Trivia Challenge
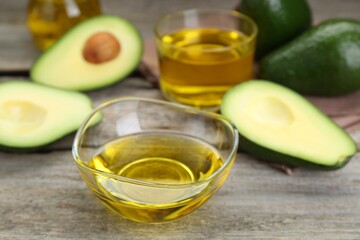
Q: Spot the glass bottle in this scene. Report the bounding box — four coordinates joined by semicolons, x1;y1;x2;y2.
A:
27;0;101;50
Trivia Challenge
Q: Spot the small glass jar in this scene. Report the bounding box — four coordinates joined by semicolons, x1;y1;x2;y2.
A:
27;0;101;50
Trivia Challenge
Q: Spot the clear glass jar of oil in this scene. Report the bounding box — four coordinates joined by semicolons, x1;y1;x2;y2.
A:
27;0;101;50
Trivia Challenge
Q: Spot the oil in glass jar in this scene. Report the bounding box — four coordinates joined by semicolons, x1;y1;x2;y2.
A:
27;0;101;50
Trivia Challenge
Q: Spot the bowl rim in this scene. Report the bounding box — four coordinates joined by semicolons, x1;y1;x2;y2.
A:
153;8;258;53
72;96;239;188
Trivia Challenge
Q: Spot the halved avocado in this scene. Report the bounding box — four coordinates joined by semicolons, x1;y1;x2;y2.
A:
221;80;357;169
0;81;95;150
31;15;143;91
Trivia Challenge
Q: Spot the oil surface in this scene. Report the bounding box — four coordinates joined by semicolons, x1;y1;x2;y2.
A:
158;28;255;109
27;0;101;50
86;132;223;223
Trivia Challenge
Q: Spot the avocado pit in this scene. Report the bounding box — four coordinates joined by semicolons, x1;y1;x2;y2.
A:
83;32;121;64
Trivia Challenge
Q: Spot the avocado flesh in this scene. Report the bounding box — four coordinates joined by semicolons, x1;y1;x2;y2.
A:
31;15;143;91
259;19;360;96
238;0;312;60
221;80;357;169
0;81;95;149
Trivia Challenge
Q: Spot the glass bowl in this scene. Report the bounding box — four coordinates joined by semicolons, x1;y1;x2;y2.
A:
72;97;238;223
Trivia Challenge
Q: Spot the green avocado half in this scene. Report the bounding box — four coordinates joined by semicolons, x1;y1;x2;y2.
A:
31;15;143;91
0;81;97;150
221;80;357;170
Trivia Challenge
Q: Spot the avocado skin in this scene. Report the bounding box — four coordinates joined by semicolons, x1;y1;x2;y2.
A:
238;0;312;60
238;133;354;170
0;135;69;153
259;19;360;96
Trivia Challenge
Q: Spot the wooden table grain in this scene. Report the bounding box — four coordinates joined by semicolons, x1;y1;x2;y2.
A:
1;1;360;239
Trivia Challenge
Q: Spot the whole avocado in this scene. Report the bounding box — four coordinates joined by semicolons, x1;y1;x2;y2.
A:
237;0;312;60
259;19;360;96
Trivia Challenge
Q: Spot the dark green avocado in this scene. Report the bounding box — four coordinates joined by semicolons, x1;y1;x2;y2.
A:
221;80;357;170
259;19;360;96
237;0;312;60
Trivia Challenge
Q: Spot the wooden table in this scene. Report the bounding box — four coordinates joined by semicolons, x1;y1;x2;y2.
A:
1;1;360;239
